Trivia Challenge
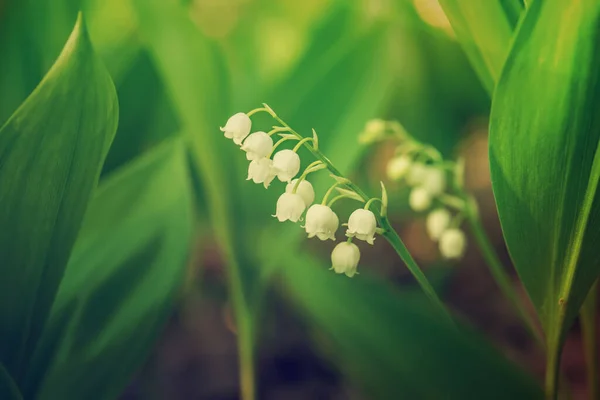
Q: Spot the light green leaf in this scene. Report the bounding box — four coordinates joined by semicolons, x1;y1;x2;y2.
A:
281;254;543;399
438;0;523;93
0;14;118;377
489;0;600;388
22;138;194;400
0;365;22;400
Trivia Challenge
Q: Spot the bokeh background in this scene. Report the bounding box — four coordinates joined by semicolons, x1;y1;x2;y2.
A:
1;0;596;399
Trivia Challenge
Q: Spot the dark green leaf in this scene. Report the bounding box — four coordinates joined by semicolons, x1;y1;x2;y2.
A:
22;138;194;400
438;0;523;93
0;14;118;377
281;254;543;399
489;0;600;378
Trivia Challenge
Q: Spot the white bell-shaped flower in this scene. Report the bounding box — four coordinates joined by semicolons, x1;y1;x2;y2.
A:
409;187;432;212
240;131;273;160
274;192;306;222
439;228;467;259
406;162;428;186
422;167;447;196
247;158;276;188
331;242;360;277
220;112;251;145
272;149;301;182
426;208;451;241
304;204;339;241
386;155;412;181
346;208;377;245
358;119;386;144
286;179;315;207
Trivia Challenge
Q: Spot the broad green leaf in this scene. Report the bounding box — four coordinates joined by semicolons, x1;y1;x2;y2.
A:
438;0;523;94
489;0;600;383
22;138;194;400
0;14;118;377
0;365;22;400
281;254;543;399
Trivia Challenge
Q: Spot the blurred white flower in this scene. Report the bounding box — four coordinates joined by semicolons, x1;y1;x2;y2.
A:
247;158;276;188
406;162;429;186
274;192;306;222
304;204;339;241
286;179;315;207
273;149;301;182
220;112;251;145
386;155;412;181
439;228;467;259
422;167;447;196
358;119;386;144
346;209;377;244
409;187;432;212
331;242;360;277
241;131;273;160
426;208;451;241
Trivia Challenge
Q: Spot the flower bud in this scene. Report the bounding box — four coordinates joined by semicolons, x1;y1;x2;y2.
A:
241;131;273;160
331;242;360;277
286;179;315;207
426;208;451;241
422;167;447;196
220;112;251;145
386;155;412;181
273;149;301;182
409;187;432;212
274;192;306;222
439;228;467;259
247;158;276;188
305;204;339;241
346;209;377;244
358;119;386;144
406;162;428;186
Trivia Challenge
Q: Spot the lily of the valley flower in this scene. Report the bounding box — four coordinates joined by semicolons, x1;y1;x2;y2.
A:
426;208;451;241
422;167;447;196
331;242;360;277
439;228;466;259
346;209;377;244
273;149;301;182
409;187;432;212
274;192;306;222
304;204;339;241
247;158;276;188
386;155;412;181
221;113;251;145
406;162;428;186
286;179;315;207
241;131;273;160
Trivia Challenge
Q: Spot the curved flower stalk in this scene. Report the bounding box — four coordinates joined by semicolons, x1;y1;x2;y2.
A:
359;119;542;342
220;104;453;325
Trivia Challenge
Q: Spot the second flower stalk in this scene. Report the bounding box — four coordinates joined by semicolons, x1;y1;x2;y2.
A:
221;108;385;277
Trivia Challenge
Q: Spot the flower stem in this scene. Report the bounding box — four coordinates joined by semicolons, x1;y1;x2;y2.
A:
464;198;543;344
379;216;455;326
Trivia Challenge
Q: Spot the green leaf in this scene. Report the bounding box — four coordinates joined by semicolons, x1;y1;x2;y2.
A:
22;138;194;400
0;365;22;400
438;0;523;94
489;0;600;388
0;14;118;377
281;254;543;399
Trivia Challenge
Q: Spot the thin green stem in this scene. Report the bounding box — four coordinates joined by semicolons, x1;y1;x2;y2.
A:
364;197;383;210
545;327;563;400
464;200;543;345
322;182;342;205
379;216;455;327
581;282;598;400
237;314;255;400
267;127;290;136
328;194;362;207
293;137;314;152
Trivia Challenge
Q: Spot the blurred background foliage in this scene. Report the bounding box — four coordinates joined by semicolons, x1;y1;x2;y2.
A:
1;0;593;399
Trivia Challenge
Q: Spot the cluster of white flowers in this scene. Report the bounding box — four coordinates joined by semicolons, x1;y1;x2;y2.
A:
222;108;388;277
359;119;468;260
